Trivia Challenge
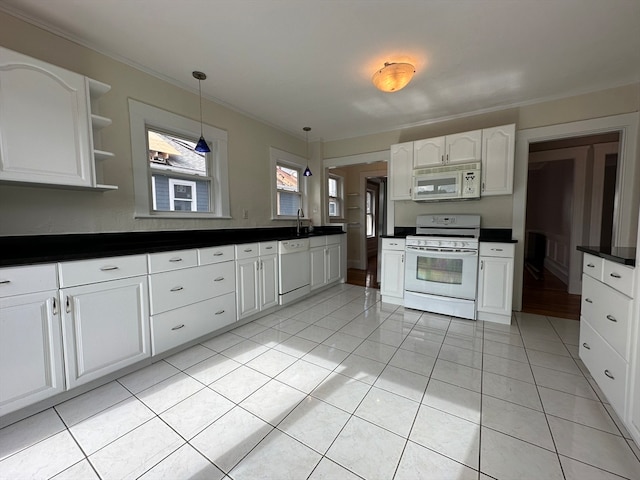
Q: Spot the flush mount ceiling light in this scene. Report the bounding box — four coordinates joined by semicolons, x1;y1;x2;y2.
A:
372;62;416;93
303;127;312;177
192;71;211;153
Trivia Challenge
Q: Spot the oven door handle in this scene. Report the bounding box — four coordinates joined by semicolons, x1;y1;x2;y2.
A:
406;246;477;256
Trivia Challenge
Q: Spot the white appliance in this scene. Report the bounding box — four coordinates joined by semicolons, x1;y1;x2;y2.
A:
278;238;310;305
404;214;480;320
412;162;481;202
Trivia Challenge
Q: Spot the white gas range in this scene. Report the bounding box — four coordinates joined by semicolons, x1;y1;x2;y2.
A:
404;214;481;320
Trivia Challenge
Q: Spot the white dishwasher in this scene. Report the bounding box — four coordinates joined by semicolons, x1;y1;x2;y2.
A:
278;238;310;305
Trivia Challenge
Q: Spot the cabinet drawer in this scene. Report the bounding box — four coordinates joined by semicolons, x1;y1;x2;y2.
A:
59;255;147;287
198;245;235;265
236;243;259;259
151;292;237;355
149;262;234;314
310;236;326;248
582;253;603;281
579;319;627;416
259;241;278;256
581;275;632;359
479;243;515;257
382;238;405;251
148;249;198;273
603;261;635;298
0;264;58;297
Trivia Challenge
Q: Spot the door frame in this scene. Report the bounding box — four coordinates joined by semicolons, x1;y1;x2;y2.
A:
512;112;639;311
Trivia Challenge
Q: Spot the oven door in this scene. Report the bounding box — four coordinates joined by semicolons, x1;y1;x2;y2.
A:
404;246;478;300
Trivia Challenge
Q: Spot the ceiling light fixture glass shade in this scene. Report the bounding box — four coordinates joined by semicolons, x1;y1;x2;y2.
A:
303;126;312;176
372;62;416;92
192;70;211;153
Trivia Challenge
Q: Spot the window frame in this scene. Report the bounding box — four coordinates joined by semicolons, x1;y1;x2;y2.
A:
129;99;230;219
270;147;308;220
366;188;376;238
327;173;344;220
168;178;197;212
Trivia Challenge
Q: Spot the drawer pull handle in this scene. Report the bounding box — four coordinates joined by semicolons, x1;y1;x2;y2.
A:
244;248;253;252
492;248;503;252
214;276;224;282
582;342;590;350
170;286;184;292
213;252;224;256
100;265;119;271
606;314;617;323
215;309;225;315
171;324;185;331
604;369;615;380
0;279;10;285
587;263;595;268
169;257;183;263
265;246;273;250
585;298;593;304
609;272;621;279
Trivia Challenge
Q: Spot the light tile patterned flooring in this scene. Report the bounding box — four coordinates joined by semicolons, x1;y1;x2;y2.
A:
1;284;640;480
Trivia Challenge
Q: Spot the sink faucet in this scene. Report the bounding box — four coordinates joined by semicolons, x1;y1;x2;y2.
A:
297;208;304;235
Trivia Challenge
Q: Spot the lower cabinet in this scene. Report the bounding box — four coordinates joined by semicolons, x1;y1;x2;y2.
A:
0;289;65;416
60;275;150;389
310;235;342;291
381;238;405;304
476;243;514;324
235;242;278;320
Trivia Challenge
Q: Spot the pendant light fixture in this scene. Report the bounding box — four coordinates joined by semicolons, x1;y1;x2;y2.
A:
192;71;211;153
303;126;312;177
372;62;416;93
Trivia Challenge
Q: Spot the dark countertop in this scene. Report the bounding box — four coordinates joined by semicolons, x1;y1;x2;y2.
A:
0;226;345;267
577;246;636;267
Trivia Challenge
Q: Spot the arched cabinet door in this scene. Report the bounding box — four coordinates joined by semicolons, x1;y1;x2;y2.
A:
0;46;93;187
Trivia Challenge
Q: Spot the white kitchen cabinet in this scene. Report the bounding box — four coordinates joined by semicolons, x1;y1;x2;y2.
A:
381;238;405;305
579;252;634;421
413;137;445;168
148;248;237;355
0;264;65;417
629;297;640;445
59;256;149;389
310;235;342;290
477;243;515;324
480;124;515;196
0;46;115;190
235;242;278;320
413;130;482;168
389;142;413;200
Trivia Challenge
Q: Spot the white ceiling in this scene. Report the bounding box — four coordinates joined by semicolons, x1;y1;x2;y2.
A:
2;0;639;142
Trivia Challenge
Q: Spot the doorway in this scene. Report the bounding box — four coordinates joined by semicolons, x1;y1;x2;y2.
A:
512;113;639;316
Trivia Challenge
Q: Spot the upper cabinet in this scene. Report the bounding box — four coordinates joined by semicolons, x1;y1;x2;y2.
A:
414;130;482;168
0;46;115;190
481;124;515;196
389;124;515;200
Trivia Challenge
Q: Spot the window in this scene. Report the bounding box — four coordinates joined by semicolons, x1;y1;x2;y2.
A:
366;189;375;237
327;174;343;218
129;99;230;218
270;147;308;218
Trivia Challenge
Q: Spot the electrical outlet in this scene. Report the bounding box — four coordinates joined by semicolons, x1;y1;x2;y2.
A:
242;209;248;219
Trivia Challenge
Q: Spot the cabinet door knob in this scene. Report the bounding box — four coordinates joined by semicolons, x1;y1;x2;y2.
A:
609;272;621;279
52;297;58;315
171;324;185;331
170;286;184;292
585;298;593;304
606;314;617;323
604;369;615;380
65;296;71;314
582;342;590;350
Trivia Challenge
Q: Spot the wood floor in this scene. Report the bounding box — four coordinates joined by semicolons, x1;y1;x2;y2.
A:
521;267;581;320
347;254;581;321
347;255;379;289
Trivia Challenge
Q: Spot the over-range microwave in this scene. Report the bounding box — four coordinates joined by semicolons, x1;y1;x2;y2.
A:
412;162;481;202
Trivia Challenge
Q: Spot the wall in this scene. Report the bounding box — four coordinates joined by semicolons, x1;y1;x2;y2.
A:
0;12;321;236
324;85;640;231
